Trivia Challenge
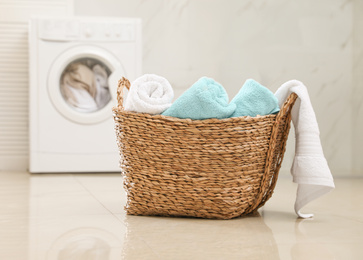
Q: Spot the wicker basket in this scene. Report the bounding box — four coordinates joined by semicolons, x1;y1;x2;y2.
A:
113;77;298;219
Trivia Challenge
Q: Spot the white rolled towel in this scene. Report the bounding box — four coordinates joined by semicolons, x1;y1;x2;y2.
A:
124;74;174;114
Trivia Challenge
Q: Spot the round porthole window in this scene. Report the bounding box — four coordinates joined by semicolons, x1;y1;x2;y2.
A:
48;46;124;124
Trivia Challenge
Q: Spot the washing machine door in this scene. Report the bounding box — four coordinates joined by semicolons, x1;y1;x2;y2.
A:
48;45;124;124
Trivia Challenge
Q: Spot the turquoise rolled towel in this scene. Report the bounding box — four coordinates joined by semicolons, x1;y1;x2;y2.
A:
230;79;280;117
162;77;236;120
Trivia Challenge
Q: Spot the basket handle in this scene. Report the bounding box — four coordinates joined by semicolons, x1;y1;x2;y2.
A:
116;77;131;109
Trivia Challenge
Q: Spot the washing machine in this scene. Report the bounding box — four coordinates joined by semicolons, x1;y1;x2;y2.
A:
29;17;142;173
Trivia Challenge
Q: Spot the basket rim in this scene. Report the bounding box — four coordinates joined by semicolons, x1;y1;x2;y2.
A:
112;107;278;125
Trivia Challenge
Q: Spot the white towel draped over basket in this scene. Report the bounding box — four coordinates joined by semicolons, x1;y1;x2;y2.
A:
275;80;335;218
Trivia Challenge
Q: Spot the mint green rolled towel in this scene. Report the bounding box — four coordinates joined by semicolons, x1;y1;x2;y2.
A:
162;77;236;120
230;79;280;117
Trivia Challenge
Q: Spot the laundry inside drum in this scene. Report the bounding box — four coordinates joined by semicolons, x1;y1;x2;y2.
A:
60;57;112;113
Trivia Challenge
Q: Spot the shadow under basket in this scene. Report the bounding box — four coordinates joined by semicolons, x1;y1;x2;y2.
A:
113;78;298;220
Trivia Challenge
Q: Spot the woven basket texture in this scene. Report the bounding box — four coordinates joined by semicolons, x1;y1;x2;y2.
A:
113;77;297;219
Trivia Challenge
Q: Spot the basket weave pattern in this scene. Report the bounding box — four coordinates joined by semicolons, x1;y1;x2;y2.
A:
113;78;297;219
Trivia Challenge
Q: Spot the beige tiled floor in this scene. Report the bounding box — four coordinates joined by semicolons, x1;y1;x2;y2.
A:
0;171;362;260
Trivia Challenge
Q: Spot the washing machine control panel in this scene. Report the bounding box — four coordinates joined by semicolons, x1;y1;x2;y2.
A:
38;19;137;42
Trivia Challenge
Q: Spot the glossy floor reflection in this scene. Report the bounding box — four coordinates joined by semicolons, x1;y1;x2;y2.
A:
0;171;362;260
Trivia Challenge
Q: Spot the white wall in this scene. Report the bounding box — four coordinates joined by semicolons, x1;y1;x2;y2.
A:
352;0;363;175
1;0;361;176
0;0;73;171
75;0;362;177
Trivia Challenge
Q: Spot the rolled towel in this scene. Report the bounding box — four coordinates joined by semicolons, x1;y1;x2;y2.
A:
162;77;236;120
230;79;280;117
275;80;335;218
124;74;174;114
